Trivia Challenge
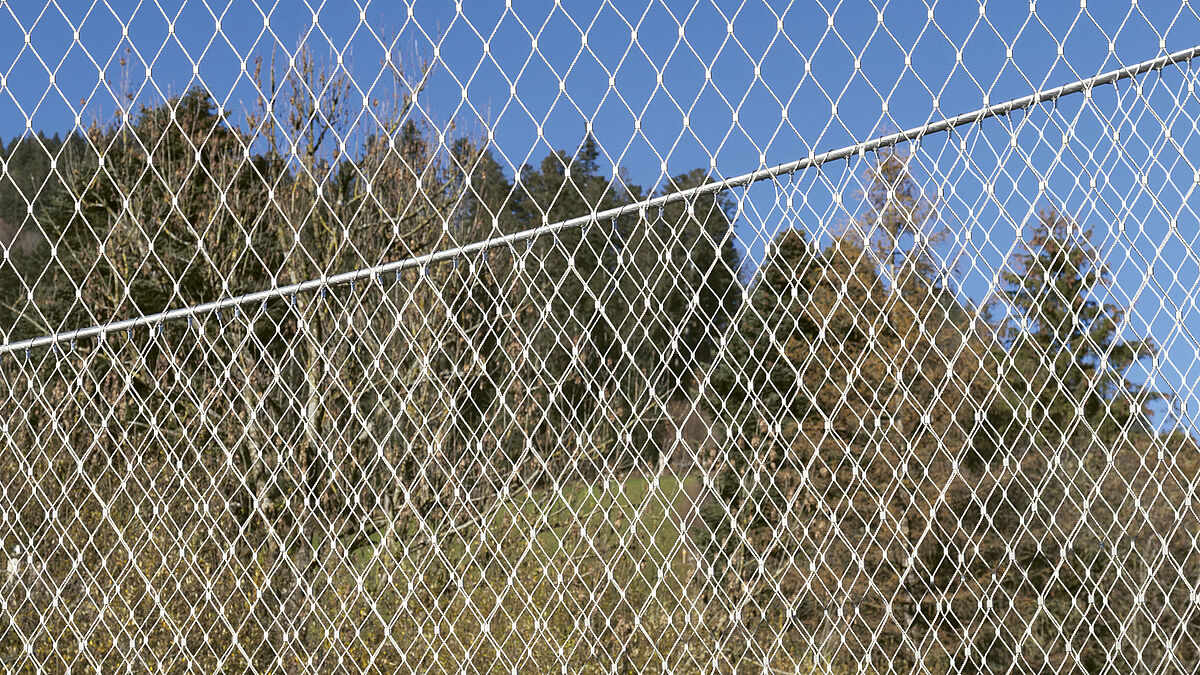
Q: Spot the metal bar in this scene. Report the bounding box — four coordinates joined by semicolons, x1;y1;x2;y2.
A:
5;43;1198;355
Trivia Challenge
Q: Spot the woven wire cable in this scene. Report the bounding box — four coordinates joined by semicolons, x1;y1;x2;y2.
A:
3;3;1200;674
5;44;1199;356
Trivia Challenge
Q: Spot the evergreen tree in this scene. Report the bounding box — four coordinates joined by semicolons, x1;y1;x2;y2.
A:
706;228;819;444
0;131;68;227
619;170;741;401
505;136;636;467
993;207;1160;444
504;138;744;469
698;227;821;593
698;153;999;670
0;132;77;340
964;208;1181;672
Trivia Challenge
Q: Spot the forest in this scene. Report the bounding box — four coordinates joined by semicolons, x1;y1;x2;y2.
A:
0;72;1198;674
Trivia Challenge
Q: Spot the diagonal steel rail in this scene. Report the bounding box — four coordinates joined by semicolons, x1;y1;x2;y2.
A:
5;43;1199;355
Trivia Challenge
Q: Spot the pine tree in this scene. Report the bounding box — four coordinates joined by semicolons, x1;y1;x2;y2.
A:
505;138;744;470
697;228;824;633
993;207;1159;445
706;228;819;439
0;132;76;339
700;174;997;670
616;169;741;401
971;207;1179;672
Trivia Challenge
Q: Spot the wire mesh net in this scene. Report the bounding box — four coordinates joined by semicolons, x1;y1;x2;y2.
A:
3;2;1200;673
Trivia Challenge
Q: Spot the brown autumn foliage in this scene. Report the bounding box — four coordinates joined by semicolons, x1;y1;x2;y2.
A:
0;53;1196;675
0;46;746;673
701;150;1200;673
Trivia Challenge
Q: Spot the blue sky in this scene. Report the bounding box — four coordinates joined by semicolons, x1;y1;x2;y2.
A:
2;0;1200;429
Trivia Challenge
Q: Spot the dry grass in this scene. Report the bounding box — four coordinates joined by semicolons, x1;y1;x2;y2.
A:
1;467;836;673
